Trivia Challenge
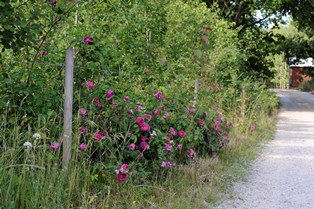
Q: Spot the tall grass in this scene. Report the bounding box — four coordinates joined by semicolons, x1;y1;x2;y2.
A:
0;88;278;209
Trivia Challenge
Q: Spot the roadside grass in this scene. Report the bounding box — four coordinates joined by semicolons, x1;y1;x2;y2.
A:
0;95;278;209
298;78;314;93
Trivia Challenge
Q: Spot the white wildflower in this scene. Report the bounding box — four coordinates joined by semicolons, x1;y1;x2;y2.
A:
23;141;33;149
33;133;41;140
150;130;157;138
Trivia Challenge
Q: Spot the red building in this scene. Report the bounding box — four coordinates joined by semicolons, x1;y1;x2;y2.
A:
289;58;313;88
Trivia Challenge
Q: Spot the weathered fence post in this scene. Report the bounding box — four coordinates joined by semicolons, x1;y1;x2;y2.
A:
62;48;75;169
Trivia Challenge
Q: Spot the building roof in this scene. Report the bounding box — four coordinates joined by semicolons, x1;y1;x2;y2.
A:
289;57;314;68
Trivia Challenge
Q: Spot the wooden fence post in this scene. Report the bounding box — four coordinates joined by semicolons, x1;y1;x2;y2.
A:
62;48;75;169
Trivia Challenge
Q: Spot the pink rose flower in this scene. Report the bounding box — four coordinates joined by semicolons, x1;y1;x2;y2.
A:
160;161;167;168
229;121;234;127
140;141;149;150
135;105;142;112
215;120;220;127
198;119;205;126
140;123;150;132
79;108;86;116
141;136;148;141
187;148;195;158
155;92;163;101
165;136;171;142
117;173;127;181
86;81;94;90
127;110;133;115
79;126;87;134
165;144;172;152
163;113;169;119
50;141;59;151
106;89;114;100
93;98;101;107
124;96;129;102
129;143;136;151
80;143;87;151
144;114;152;121
135;117;145;126
250;124;256;132
178;130;185;137
116;164;129;182
94;133;102;141
177;144;183;150
83;36;94;44
154;109;160;116
169;127;176;136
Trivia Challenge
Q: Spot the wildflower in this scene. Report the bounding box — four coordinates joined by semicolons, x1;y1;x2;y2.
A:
86;81;94;90
215;120;220;127
80;143;87;151
112;102;117;109
177;144;183;150
93;98;101;107
160;104;167;111
129;143;136;151
106;89;114;100
51;0;57;7
250;124;256;132
79;108;86;116
124;96;129;102
140;141;149;150
79;126;87;134
127;110;133;115
163;113;169;119
160;161;167;168
140;123;150;132
23;141;32;149
165;144;172;152
165;136;171;142
198;119;205;126
50;141;59;151
144;113;152;121
135;105;142;112
178;130;185;137
116;164;129;182
135;117;145;125
155;92;163;101
216;127;221;133
33;133;41;140
154;109;160;116
188;108;196;114
172;163;177;167
83;36;94;44
94;133;102;141
169;127;176;136
187;148;195;158
229;121;234;127
132;200;137;205
140;178;145;183
141;136;148;141
223;125;227;130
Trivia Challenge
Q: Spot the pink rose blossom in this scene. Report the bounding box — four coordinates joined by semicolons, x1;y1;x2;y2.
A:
140;123;150;132
160;161;167;168
169;127;176;136
79;108;86;116
116;164;129;182
229;121;234;127
93;98;101;107
215;120;220;127
117;173;127;181
50;141;59;151
79;126;87;134
216;127;221;133
135;105;142;112
187;148;195;158
250;124;256;132
198;119;205;126
140;141;149;150
94;133;102;141
86;81;94;90
165;136;171;142
188;108;196;114
106;89;114;100
141;136;148;141
145;114;152;121
163;113;169;119
160;104;167;111
178;130;185;138
177;144;183;150
140;178;145;183
124;96;129;102
80;143;87;151
129;143;136;151
135;117;145;126
127;110;133;115
165;144;172;152
83;36;94;44
155;92;163;101
154;109;160;116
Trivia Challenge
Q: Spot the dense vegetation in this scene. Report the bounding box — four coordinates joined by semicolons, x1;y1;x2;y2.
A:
0;0;311;208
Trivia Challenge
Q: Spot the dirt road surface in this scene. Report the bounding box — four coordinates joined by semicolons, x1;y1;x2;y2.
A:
214;89;314;209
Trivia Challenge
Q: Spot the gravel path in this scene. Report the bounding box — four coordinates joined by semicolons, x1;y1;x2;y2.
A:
214;89;314;209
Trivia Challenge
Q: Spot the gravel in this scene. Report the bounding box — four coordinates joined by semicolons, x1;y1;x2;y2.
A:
214;89;314;209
